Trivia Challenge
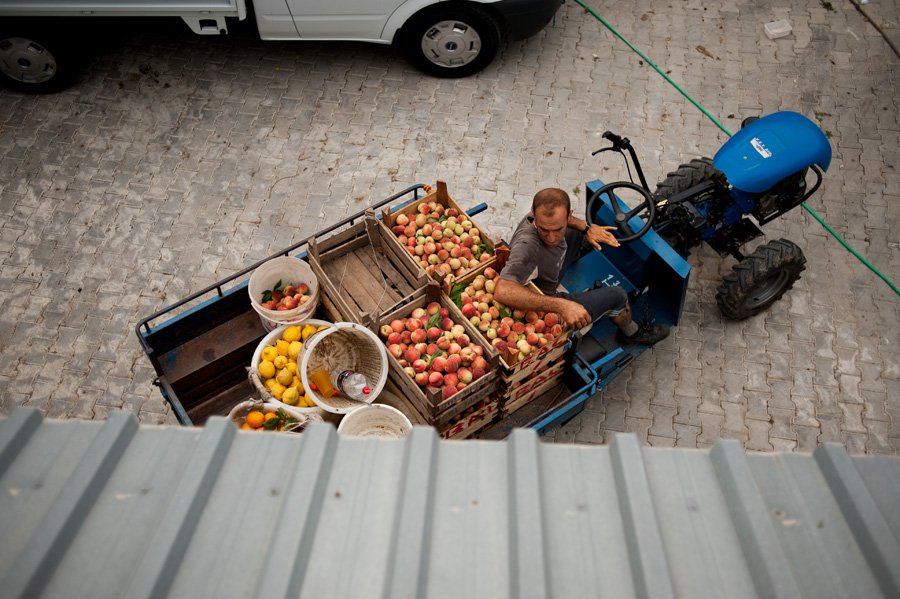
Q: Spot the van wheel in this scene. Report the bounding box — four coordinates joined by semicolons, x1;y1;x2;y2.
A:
402;6;501;78
0;31;72;93
716;239;806;319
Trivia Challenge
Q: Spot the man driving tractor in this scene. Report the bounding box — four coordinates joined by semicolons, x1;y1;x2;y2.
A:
493;188;670;345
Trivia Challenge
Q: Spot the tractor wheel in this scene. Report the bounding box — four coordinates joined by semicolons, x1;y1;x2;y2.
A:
654;157;723;199
715;239;806;319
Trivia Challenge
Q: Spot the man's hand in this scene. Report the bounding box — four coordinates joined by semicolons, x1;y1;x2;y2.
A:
557;298;592;329
585;224;620;251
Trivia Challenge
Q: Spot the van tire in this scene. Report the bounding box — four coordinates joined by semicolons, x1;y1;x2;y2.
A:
401;5;501;78
0;29;73;93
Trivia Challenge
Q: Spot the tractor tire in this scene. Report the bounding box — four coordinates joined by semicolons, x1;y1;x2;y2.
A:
715;239;806;319
654;157;723;199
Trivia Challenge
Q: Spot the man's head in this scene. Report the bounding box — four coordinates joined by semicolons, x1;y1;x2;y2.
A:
532;188;572;247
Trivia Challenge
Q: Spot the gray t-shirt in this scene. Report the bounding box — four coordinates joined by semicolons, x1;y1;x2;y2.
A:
499;213;566;295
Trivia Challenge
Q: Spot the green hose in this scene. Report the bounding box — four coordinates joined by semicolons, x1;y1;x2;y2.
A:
572;0;899;296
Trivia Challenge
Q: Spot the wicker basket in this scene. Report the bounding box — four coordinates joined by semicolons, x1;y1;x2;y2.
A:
299;322;389;414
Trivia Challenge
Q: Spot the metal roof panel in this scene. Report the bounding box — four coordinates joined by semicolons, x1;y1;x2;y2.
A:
2;408;899;599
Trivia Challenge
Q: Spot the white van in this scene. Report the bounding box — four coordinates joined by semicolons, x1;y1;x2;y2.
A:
0;0;564;92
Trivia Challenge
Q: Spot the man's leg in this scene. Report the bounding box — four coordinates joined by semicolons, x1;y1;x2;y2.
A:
567;286;669;345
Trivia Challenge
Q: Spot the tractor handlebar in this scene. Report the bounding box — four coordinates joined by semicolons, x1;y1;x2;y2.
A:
593;131;631;155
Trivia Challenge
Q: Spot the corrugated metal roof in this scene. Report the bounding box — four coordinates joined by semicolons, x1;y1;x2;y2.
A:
1;407;899;599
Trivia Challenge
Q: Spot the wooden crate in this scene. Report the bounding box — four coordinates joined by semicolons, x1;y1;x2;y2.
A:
443;266;574;383
308;214;427;330
440;398;501;440
381;180;504;287
375;284;501;428
501;360;566;416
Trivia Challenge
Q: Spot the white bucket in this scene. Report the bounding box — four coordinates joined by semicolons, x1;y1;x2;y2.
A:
337;403;413;438
248;256;319;327
249;319;332;414
299;322;389;414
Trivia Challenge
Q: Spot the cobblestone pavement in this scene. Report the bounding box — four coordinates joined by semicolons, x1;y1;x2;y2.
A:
0;1;897;454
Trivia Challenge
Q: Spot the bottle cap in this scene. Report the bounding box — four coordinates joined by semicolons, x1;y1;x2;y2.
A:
363;387;371;395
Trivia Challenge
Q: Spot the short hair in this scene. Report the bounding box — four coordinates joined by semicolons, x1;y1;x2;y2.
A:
532;188;570;215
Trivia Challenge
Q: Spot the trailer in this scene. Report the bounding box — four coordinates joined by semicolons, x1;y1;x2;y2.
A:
0;0;563;92
135;182;690;439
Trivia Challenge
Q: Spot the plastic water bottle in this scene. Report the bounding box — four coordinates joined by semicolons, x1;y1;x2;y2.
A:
336;370;372;400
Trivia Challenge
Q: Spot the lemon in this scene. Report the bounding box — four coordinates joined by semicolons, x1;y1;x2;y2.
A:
270;382;286;400
288;341;303;359
276;368;293;387
281;387;300;405
273;355;288;370
276;339;290;357
258;360;276;379
299;395;312;408
261;346;278;363
291;376;304;392
316;325;330;332
286;361;297;374
282;326;301;343
265;378;278;391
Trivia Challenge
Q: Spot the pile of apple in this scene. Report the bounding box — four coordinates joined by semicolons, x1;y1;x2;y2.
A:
389;201;493;279
454;267;565;365
379;301;491;401
259;281;313;312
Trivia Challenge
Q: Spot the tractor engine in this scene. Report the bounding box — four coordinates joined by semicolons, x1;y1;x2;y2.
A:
750;169;809;225
653;180;733;257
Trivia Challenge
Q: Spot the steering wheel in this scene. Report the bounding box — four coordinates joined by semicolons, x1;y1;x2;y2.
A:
586;181;657;242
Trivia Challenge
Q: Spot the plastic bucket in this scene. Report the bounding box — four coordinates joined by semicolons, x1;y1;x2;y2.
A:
248;256;319;327
299;322;389;414
249;319;332;414
337;403;413;438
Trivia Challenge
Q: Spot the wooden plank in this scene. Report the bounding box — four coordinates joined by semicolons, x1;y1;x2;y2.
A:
344;247;404;310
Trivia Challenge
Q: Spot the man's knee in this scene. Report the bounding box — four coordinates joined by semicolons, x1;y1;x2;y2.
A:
610;285;628;310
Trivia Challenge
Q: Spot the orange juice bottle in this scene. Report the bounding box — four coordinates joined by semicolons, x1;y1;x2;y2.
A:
308;369;336;398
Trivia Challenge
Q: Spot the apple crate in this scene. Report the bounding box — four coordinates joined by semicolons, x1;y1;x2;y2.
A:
501;360;566;417
307;213;427;330
444;267;574;385
375;284;501;428
381;180;502;287
440;397;500;440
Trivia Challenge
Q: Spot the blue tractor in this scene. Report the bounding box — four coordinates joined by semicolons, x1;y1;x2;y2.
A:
581;110;832;320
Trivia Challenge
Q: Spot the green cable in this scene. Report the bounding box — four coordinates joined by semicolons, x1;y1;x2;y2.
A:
572;0;899;296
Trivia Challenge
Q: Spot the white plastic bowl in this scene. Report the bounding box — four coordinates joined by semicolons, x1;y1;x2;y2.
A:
250;319;332;414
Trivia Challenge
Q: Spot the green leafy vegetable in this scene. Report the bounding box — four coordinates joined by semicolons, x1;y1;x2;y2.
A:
449;282;466;307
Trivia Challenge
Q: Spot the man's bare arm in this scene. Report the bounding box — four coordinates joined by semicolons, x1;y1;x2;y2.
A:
494;278;592;328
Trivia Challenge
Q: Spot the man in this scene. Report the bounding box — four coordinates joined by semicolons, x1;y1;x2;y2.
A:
493;187;669;345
